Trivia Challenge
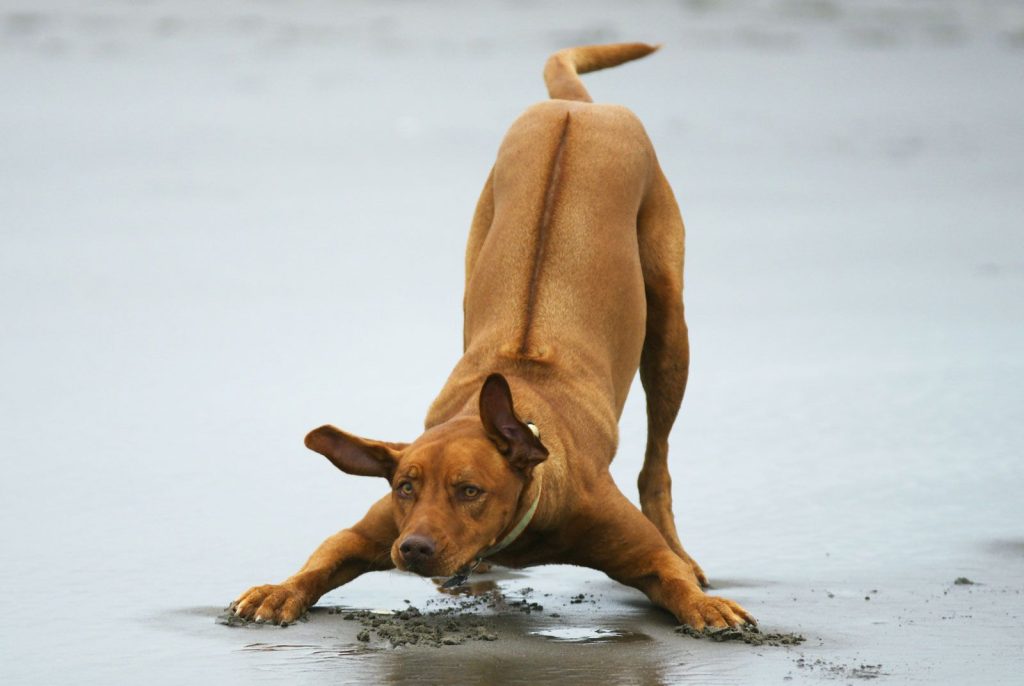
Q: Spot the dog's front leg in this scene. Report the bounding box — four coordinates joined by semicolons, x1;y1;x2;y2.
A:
231;495;397;624
577;492;755;630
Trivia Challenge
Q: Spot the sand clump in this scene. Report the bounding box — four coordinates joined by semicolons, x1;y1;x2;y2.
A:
328;603;500;648
339;587;546;646
675;624;805;647
216;611;251;628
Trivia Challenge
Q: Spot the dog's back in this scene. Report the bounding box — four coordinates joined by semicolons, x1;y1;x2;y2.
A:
464;102;649;400
457;44;664;418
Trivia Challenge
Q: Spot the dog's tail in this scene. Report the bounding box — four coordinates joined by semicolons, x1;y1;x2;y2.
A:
543;42;660;103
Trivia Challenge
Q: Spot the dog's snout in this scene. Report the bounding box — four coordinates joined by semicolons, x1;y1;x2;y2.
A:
399;534;436;565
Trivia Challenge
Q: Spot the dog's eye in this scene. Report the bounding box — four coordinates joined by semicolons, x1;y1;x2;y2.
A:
460;485;481;499
396;481;414;497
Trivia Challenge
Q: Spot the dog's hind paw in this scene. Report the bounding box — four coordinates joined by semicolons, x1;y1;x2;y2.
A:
231;583;308;625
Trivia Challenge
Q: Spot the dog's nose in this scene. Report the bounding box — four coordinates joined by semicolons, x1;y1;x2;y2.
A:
399;535;436;565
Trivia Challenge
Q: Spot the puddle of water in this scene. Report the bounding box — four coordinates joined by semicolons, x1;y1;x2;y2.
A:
530;627;650;644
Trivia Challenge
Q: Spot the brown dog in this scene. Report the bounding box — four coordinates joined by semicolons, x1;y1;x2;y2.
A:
231;43;754;630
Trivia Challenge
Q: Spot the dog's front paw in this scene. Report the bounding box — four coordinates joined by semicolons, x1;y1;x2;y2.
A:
675;594;755;630
231;583;308;625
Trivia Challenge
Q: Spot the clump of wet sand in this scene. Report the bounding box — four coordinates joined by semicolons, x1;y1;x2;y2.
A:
335;587;554;646
675;624;805;647
327;601;500;648
216;611;251;628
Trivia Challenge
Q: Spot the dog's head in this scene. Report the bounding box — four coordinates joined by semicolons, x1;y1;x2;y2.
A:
304;373;548;577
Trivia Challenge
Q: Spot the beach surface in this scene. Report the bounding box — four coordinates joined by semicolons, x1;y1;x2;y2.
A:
1;1;1023;683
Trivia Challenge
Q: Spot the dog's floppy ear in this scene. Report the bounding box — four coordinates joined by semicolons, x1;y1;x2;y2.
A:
304;425;406;480
479;373;549;474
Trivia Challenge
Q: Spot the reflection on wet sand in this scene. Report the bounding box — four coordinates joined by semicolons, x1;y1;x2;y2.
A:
434;577;501;597
377;642;670;686
530;627;651;643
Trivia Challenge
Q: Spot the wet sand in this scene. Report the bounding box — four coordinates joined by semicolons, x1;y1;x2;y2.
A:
2;0;1023;684
220;581;802;649
187;561;1019;684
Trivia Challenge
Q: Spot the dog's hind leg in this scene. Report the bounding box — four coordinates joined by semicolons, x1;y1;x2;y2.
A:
635;165;707;587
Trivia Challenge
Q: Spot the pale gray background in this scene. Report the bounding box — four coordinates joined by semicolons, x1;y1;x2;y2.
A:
1;1;1022;684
